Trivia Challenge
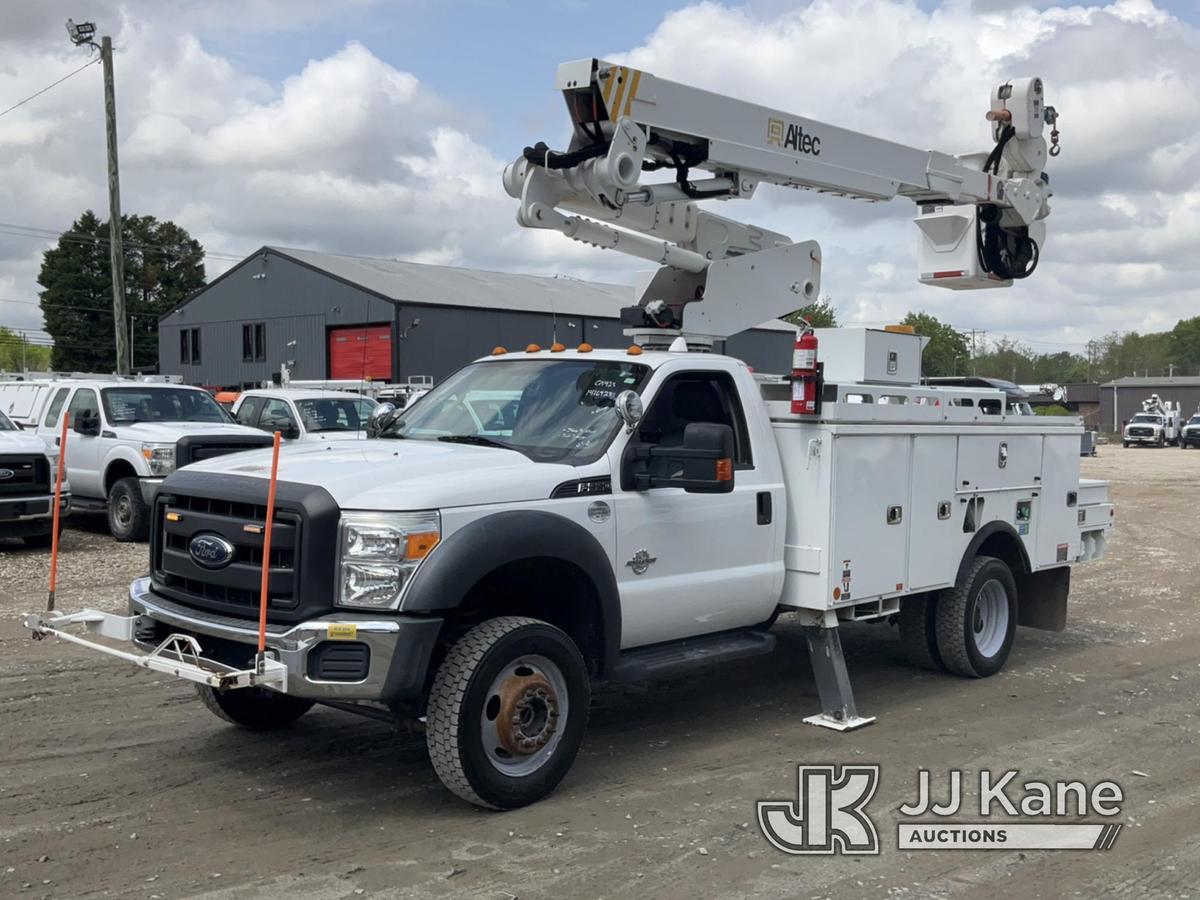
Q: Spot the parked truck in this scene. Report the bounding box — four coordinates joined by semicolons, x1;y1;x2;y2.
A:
24;59;1114;810
3;378;272;540
0;409;69;546
1123;394;1183;447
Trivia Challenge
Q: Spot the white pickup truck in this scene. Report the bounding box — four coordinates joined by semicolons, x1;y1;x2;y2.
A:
21;381;272;541
26;331;1114;809
0;409;69;546
230;389;377;443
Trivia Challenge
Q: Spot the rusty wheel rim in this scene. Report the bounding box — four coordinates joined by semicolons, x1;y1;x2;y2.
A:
481;655;568;776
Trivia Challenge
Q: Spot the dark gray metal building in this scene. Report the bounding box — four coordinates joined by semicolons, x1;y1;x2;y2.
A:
158;247;795;389
1099;376;1200;432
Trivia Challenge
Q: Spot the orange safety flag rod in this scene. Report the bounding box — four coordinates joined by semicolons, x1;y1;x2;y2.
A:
256;431;283;659
47;412;70;612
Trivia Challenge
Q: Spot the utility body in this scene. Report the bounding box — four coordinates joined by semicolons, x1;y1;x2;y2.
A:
1123;395;1183;447
23;58;1112;810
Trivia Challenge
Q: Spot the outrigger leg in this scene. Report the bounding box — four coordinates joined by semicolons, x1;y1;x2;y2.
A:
798;611;875;732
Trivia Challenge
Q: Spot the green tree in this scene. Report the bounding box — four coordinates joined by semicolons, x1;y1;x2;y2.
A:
901;311;969;376
784;295;837;329
0;327;52;372
1170;316;1200;375
37;211;206;371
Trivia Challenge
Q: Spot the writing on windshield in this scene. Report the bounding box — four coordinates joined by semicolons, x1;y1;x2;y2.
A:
102;388;229;424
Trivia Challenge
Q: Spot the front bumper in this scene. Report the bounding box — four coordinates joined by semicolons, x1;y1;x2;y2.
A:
0;491;70;538
139;477;163;505
1124;433;1160;444
127;578;442;702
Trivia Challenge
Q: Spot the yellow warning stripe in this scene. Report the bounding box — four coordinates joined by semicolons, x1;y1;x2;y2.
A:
623;69;642;118
610;67;630;120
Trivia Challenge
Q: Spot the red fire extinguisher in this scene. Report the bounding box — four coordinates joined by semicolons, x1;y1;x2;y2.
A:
790;328;819;415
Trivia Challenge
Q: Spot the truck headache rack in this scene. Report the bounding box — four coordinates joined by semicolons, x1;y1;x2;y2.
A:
23;610;288;692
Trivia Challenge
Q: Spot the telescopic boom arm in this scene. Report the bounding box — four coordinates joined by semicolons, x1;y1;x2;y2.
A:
504;58;1060;340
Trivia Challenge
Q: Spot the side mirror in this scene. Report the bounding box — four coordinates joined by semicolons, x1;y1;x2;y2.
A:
615;389;643;432
366;401;400;438
73;412;100;436
626;422;735;494
263;417;300;440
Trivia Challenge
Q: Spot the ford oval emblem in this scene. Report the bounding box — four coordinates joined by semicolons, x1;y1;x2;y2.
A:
0;469;13;481
188;532;236;569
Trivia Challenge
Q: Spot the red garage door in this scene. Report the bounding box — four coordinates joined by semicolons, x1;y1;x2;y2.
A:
329;325;393;380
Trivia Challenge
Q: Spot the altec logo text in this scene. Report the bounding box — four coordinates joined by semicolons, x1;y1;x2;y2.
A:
767;117;822;156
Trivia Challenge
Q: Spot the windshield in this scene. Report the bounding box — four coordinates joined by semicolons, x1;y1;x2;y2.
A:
382;358;650;463
295;396;377;432
102;387;231;424
0;410;14;431
1189;417;1200;426
1129;413;1161;424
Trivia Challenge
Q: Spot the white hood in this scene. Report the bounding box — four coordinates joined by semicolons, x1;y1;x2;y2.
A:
183;439;580;509
117;421;267;442
0;429;53;457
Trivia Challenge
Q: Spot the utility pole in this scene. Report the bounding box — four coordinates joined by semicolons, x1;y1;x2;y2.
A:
68;20;128;375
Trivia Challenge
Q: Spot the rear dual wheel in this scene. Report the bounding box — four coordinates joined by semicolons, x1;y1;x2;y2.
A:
900;555;1017;678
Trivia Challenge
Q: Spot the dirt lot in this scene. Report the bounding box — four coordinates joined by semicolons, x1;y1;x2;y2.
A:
1;446;1198;900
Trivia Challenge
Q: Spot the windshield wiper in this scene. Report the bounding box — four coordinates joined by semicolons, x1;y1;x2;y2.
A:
437;434;517;450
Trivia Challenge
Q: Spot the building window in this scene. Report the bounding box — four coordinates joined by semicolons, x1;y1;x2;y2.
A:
243;322;266;362
180;330;190;364
190;328;201;364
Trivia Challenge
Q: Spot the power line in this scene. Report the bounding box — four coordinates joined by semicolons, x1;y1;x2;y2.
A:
0;221;246;262
0;57;101;119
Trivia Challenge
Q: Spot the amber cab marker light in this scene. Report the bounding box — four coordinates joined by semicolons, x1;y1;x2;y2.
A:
577;342;593;353
884;324;915;334
491;346;507;356
626;344;644;356
550;342;566;353
526;343;542;353
406;531;440;559
716;458;733;481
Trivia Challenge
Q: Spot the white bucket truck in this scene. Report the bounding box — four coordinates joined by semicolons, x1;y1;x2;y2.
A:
24;58;1112;810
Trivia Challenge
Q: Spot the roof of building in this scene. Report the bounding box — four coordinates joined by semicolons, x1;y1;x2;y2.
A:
1099;376;1200;388
167;246;792;332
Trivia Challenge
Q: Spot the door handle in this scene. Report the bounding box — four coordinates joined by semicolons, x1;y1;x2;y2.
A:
756;491;772;525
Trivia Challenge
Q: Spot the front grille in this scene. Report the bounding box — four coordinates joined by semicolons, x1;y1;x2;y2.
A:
0;455;49;496
1128;427;1153;437
148;472;340;625
175;434;274;467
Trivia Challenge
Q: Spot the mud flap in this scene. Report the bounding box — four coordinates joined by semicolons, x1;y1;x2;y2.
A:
1017;566;1070;632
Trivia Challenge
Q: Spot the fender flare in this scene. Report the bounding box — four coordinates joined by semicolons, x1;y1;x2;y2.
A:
956;520;1031;585
402;510;621;676
102;448;145;493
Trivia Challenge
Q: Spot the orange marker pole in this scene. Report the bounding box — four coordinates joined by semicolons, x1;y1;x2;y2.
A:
256;431;282;666
47;413;70;612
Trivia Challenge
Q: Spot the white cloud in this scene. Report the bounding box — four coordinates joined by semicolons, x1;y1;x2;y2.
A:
1;0;1198;357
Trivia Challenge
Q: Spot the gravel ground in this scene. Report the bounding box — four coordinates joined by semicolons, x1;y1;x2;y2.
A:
1;446;1198;899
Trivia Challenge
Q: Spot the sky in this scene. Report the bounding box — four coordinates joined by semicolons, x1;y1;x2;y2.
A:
1;0;1199;356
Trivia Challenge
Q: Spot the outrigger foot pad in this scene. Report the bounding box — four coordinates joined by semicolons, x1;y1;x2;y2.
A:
800;625;876;732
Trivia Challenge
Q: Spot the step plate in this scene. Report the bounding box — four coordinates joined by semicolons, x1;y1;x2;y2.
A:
610;629;776;683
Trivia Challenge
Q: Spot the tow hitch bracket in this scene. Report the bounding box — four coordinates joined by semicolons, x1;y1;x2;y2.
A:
22;609;288;692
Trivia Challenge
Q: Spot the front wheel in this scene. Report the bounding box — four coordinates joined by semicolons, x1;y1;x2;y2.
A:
426;616;590;810
935;555;1018;678
108;477;150;542
1123;441;1130;448
195;685;314;730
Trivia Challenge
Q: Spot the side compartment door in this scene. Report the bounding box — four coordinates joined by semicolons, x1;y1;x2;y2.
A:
611;370;778;648
907;434;959;592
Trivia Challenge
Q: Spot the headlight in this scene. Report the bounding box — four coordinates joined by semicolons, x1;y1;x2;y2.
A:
141;442;176;476
336;511;440;610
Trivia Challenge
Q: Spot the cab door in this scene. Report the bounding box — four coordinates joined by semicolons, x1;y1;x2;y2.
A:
609;369;778;648
62;388;104;497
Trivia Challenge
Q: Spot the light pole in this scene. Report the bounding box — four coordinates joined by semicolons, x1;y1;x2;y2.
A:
67;19;129;375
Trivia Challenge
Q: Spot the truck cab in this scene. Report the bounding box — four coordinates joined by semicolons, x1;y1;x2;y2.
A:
231;389;377;443
0;409;69;547
30;381;273;541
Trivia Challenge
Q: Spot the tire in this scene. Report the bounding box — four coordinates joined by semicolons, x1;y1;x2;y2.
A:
1123;441;1129;448
426;616;590;810
898;592;945;671
195;685;314;730
22;530;55;549
107;477;150;542
1158;434;1165;448
935;555;1018;678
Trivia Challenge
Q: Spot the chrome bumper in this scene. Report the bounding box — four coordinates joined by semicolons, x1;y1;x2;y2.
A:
139;477;163;505
127;578;442;701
